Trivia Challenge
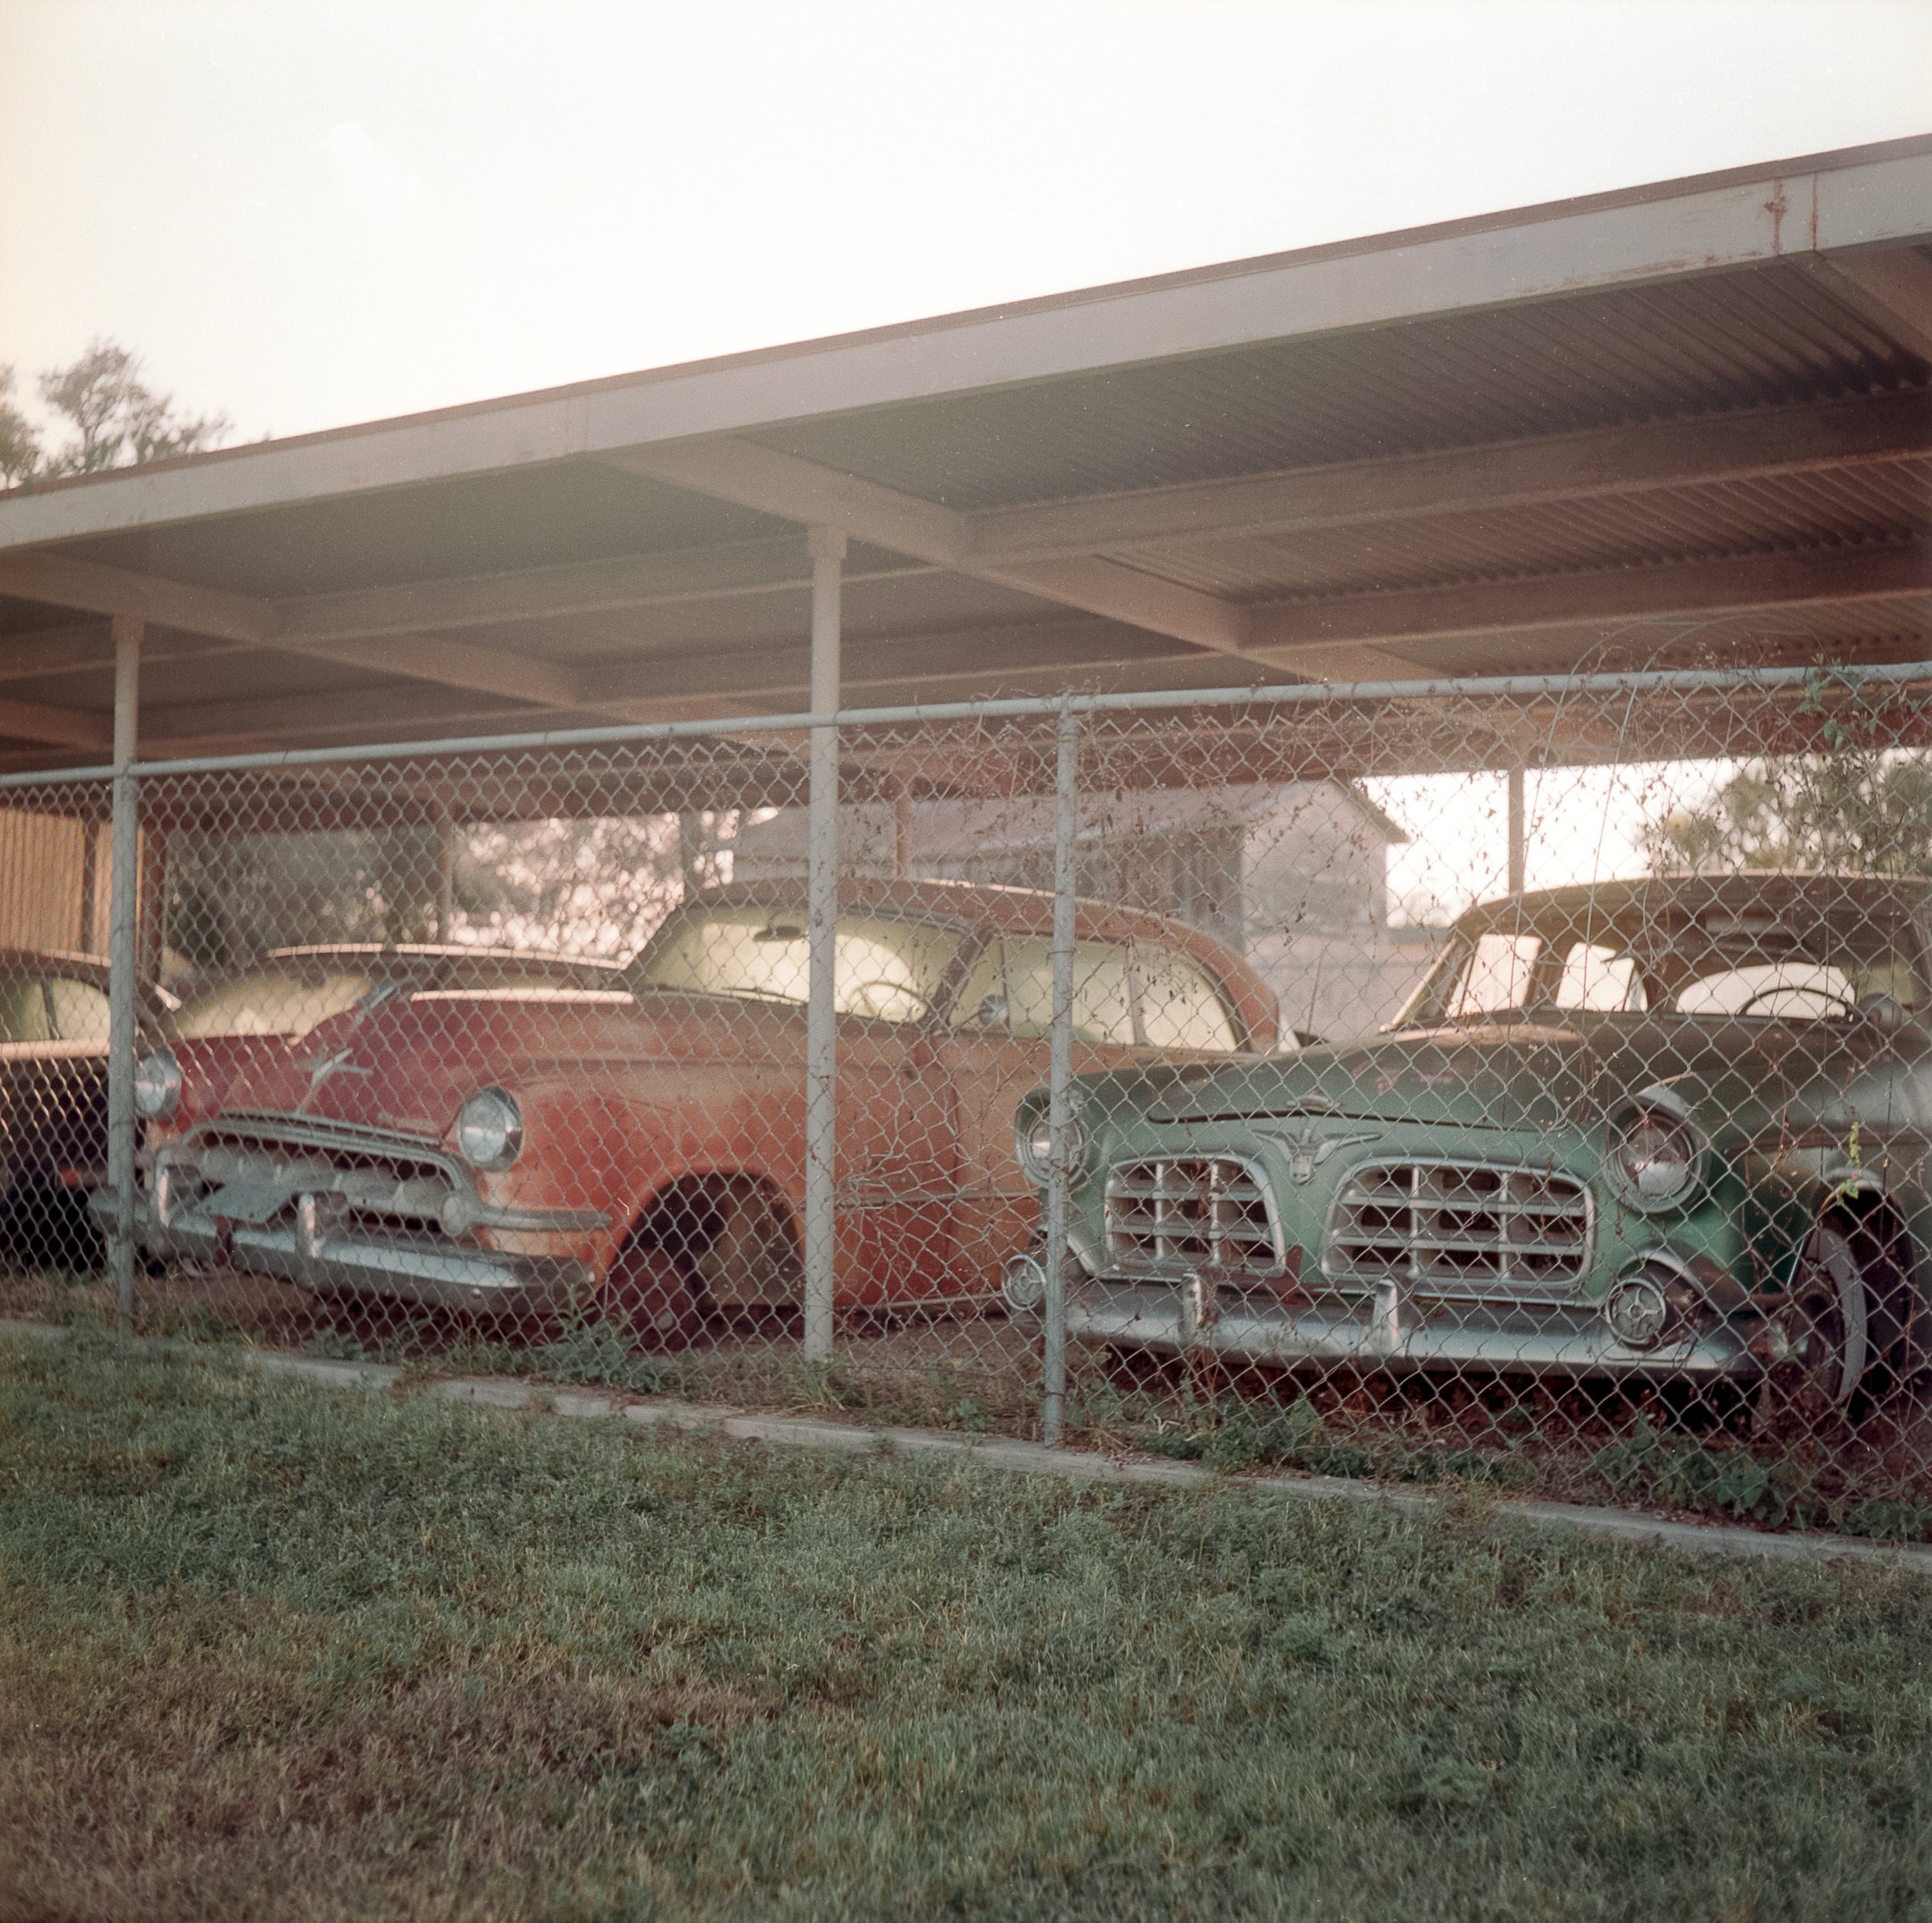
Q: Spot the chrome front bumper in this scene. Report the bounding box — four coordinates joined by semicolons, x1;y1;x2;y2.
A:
94;1117;605;1315
102;1188;592;1313
1065;1275;1765;1381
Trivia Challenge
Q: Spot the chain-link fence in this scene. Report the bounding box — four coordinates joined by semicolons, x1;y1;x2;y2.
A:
7;658;1932;1537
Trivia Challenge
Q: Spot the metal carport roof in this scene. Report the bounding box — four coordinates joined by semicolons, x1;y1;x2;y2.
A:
0;132;1927;769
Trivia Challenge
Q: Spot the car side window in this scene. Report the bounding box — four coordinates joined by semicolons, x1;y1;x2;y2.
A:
1135;946;1240;1051
0;980;51;1044
951;938;1238;1050
46;978;111;1042
951;938;1138;1046
1552;942;1646;1012
1447;933;1540;1018
1674;961;1861;1019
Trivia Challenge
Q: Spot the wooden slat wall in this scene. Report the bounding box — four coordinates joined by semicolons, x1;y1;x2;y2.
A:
0;811;99;956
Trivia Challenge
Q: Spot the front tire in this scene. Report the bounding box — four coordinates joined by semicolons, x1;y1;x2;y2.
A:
600;1242;706;1351
1759;1222;1872;1435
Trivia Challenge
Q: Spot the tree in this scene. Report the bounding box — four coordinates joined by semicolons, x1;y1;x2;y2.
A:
36;340;230;476
0;366;37;486
0;339;231;485
1651;669;1932;878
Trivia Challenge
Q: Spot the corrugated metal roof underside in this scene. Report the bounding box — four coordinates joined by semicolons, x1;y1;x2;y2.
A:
1111;460;1932;600
753;260;1931;509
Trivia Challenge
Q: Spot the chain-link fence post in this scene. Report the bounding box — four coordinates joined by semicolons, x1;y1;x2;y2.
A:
105;615;142;1337
802;528;845;1362
1042;695;1081;1445
1507;762;1526;895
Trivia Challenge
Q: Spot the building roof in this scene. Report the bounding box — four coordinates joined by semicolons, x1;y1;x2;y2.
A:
0;134;1926;772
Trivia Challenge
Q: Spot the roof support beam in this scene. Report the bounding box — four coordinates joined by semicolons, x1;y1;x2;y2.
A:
970;388;1932;559
0;551;582;710
1243;539;1932;657
0;695;113;752
274;536;841;640
0;621;115;682
1799;246;1932;362
0;551;275;642
604;440;1263;661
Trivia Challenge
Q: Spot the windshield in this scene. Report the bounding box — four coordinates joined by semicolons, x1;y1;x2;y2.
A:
171;967;375;1039
1408;893;1927;1028
630;909;963;1023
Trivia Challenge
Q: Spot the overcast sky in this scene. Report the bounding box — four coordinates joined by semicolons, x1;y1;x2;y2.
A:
2;0;1930;448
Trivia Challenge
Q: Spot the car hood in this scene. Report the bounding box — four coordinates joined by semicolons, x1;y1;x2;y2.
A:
1139;1015;1927;1136
179;987;784;1141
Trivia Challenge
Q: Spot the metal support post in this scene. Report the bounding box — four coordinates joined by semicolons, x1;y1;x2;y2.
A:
106;615;142;1336
890;772;912;879
1043;697;1080;1445
434;804;457;939
1507;763;1526;897
802;526;845;1362
137;827;168;981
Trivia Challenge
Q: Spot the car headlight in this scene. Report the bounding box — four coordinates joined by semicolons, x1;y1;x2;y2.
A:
134;1048;182;1120
1014;1099;1084;1186
454;1087;523;1171
1607;1100;1702;1211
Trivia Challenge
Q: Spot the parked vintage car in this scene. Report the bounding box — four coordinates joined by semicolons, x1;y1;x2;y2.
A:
1028;873;1932;1419
111;881;1276;1336
0;950;174;1264
43;944;619;1269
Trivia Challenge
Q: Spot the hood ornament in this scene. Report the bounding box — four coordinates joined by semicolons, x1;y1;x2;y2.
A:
291;981;402;1108
294;1045;373;1106
1256;1115;1383;1184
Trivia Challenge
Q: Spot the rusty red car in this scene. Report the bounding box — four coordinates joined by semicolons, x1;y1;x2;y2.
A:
111;881;1276;1338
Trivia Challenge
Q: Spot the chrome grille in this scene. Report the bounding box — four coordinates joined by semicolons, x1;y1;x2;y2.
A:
1104;1156;1281;1274
167;1113;464;1231
1323;1157;1591;1296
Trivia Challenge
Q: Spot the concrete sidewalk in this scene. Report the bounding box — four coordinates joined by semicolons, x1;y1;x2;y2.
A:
6;1317;1931;1576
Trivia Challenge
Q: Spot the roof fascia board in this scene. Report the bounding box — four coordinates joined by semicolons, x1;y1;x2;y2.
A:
3;146;1929;554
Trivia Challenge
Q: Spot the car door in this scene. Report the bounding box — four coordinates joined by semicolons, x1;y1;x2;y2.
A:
836;1007;961;1304
0;971;115;1218
932;933;1151;1289
815;916;962;1305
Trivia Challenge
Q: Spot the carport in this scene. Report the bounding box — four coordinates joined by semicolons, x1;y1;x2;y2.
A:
0;134;1927;1423
0;134;1927;760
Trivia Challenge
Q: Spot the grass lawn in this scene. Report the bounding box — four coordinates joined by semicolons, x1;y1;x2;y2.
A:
3;1330;1930;1921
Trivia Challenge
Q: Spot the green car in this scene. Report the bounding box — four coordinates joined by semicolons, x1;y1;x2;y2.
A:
1014;873;1932;1418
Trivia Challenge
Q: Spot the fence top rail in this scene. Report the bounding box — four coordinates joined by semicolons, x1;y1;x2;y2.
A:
5;660;1932;790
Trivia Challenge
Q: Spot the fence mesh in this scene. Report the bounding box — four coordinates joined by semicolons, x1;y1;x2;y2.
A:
5;661;1932;1538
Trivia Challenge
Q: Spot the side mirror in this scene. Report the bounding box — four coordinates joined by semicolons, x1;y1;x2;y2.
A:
1855;993;1909;1030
